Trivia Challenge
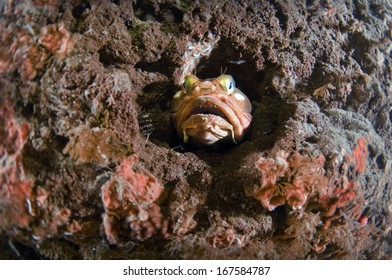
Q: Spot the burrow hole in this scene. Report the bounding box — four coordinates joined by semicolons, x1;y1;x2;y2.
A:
137;38;293;152
133;1;183;24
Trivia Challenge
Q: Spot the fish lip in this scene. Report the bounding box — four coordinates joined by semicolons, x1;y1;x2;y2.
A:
180;113;235;145
174;96;243;139
188;103;228;120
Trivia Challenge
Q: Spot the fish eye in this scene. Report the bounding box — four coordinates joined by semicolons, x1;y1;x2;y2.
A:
183;75;199;93
171;90;184;112
217;74;235;94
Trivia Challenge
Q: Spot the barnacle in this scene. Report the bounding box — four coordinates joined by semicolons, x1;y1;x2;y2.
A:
171;74;252;146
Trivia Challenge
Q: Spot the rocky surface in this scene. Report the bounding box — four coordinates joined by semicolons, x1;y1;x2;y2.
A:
0;0;391;259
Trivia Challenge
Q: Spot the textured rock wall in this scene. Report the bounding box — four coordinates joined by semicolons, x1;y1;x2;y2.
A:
0;0;391;259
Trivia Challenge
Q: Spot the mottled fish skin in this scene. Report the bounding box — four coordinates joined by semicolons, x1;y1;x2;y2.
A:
171;74;252;145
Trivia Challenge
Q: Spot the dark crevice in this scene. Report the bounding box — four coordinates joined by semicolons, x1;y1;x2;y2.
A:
53;135;70;152
388;109;392;123
135;58;177;77
306;136;319;144
1;239;43;260
290;26;304;40
376;154;386;170
134;2;156;21
305;0;315;8
270;0;289;32
98;45;125;66
124;19;132;29
19;102;35;119
72;2;91;20
161;7;183;24
192;8;201;19
137;81;175;147
133;1;183;24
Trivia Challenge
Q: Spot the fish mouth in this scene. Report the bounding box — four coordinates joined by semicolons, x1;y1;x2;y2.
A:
188;105;229;121
180;113;235;145
174;96;243;140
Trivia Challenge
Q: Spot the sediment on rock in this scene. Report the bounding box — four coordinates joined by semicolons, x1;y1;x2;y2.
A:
0;0;391;259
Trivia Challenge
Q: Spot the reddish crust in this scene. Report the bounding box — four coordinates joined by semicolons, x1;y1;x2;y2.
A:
353;137;367;174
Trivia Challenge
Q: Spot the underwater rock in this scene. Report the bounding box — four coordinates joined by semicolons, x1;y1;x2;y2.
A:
0;0;391;259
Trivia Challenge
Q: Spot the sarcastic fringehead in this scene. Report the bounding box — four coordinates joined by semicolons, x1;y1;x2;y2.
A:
171;75;252;146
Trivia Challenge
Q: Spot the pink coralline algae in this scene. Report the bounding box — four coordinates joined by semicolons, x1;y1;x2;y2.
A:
319;180;362;229
1;29;44;80
101;155;168;243
353;137;367;174
0;22;73;80
38;23;74;58
247;142;368;228
31;207;74;239
0;102;30;155
0;100;32;228
0;99;80;238
245;151;327;211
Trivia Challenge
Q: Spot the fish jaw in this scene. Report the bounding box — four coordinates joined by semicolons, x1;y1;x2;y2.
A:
173;96;243;139
180;114;236;145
